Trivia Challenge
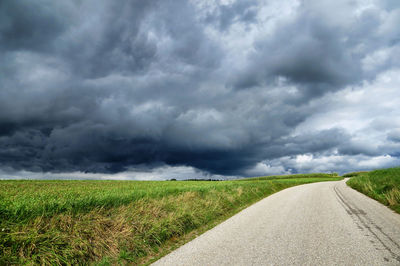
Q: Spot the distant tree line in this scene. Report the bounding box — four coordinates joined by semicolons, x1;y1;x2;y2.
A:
168;178;221;181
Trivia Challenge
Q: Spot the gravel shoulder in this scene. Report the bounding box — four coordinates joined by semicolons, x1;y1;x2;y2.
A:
153;179;400;265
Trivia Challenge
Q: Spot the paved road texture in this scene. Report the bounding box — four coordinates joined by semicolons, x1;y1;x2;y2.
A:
153;179;400;265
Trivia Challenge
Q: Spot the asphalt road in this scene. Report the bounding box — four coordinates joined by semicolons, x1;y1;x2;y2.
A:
153;179;400;265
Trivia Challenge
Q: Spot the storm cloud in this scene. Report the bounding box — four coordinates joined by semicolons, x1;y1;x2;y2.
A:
0;0;400;179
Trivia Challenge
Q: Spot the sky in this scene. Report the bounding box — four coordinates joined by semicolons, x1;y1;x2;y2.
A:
1;0;400;180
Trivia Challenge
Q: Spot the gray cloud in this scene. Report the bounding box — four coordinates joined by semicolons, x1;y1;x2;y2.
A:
387;130;400;143
0;0;399;179
0;0;70;52
204;0;258;31
232;1;400;100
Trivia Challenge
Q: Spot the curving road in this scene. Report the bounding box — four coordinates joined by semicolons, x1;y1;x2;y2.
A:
153;179;400;265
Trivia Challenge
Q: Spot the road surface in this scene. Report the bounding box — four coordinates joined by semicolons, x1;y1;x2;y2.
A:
153;179;400;265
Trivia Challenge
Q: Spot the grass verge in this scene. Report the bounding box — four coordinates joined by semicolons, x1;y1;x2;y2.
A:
347;167;400;214
342;171;369;178
1;174;341;265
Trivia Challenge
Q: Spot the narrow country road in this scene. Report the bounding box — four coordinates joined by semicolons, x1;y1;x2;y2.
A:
153;179;400;265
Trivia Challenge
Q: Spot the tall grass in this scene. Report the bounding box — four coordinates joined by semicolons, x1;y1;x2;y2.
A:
347;167;400;213
0;175;341;265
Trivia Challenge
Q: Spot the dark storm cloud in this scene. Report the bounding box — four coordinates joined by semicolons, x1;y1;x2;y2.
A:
58;1;159;78
337;142;380;157
0;0;69;52
0;0;399;178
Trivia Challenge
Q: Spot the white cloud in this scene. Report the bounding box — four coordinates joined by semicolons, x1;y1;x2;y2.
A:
260;154;400;175
295;69;400;152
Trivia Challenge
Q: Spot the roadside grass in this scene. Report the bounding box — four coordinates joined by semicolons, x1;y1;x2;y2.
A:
1;175;342;265
342;171;369;178
347;167;400;214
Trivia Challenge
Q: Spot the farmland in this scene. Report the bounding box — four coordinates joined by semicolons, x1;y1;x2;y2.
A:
1;174;341;265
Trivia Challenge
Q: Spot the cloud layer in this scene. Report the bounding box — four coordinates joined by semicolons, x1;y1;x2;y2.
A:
1;0;399;179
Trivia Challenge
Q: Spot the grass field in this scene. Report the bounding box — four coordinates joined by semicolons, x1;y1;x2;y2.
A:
0;174;340;265
347;167;400;214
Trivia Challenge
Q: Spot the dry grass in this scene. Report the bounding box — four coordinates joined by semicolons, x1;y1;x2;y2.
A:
385;187;400;206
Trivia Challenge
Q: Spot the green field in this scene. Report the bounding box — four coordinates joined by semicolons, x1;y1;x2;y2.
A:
0;174;340;265
347;167;400;214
